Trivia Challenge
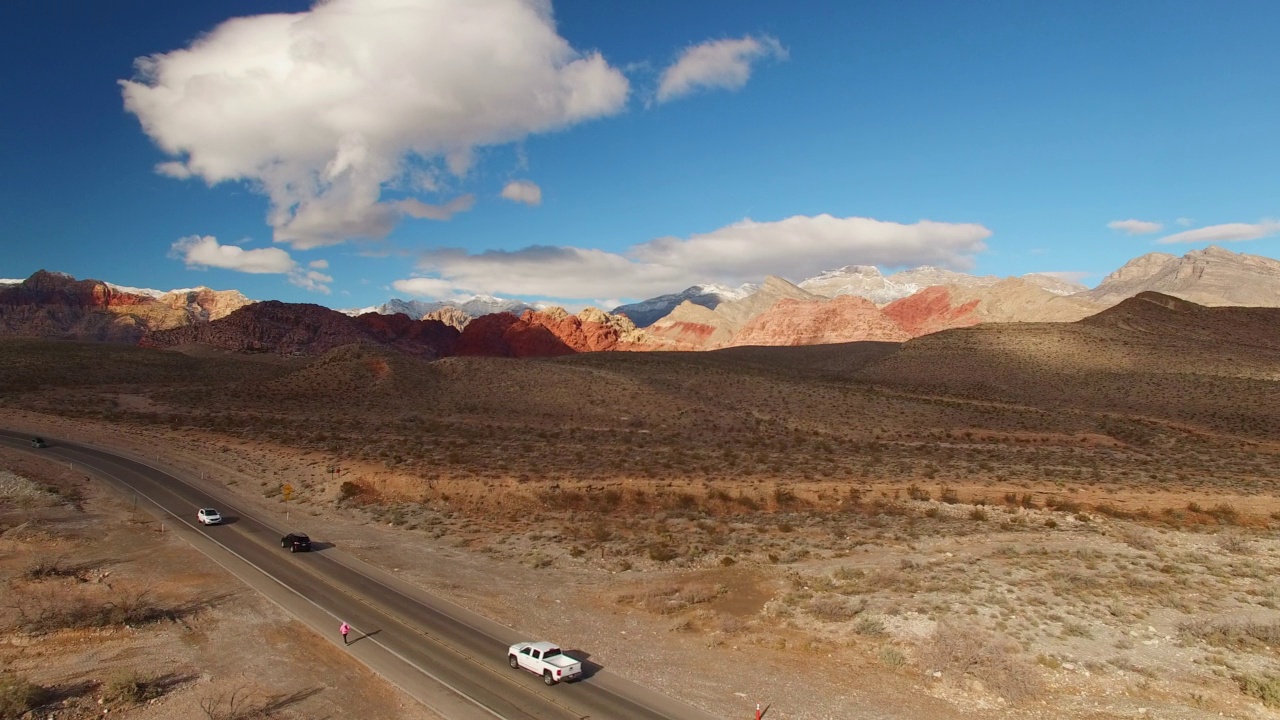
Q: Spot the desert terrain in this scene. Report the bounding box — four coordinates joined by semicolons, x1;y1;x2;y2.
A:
4;292;1280;719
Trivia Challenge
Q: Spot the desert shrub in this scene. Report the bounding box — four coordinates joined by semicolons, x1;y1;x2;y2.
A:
919;624;1042;703
879;646;907;667
24;556;80;581
337;481;361;501
102;670;159;706
647;543;679;562
939;486;960;504
854;616;886;636
1236;674;1280;708
907;484;930;501
969;508;987;521
12;587;168;634
1181;619;1280;650
807;596;862;622
719;556;736;567
0;672;47;719
1216;532;1252;555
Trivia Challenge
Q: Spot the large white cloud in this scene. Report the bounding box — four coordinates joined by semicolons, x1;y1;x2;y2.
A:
1107;219;1162;235
657;35;786;103
396;214;991;300
1157;220;1280;245
123;0;629;249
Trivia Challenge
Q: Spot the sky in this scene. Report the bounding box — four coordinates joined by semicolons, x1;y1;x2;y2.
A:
2;0;1279;310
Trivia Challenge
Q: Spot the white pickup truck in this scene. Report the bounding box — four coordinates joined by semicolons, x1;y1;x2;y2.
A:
507;641;583;685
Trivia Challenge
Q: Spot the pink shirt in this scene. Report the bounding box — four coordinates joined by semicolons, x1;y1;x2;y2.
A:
340;623;350;634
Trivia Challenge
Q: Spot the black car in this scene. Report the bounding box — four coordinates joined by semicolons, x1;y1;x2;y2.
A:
31;437;48;449
281;533;311;552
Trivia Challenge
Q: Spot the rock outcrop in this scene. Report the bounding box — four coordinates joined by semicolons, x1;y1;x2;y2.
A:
0;271;167;342
648;276;821;350
1080;246;1280;307
730;295;911;346
612;283;755;328
423;307;472;331
0;271;255;342
455;307;648;357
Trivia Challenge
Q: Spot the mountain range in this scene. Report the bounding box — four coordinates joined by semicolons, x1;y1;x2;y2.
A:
3;245;1278;357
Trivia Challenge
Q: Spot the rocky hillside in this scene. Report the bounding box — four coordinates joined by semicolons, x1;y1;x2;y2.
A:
612;283;755;327
141;301;460;358
0;270;252;342
1080;246;1280;307
647;276;822;349
729;295;910;346
456;307;649;357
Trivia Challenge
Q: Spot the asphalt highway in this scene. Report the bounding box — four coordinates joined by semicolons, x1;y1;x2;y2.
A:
0;429;721;720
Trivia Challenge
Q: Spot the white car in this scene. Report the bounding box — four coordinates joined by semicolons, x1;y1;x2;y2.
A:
197;508;223;525
507;642;583;685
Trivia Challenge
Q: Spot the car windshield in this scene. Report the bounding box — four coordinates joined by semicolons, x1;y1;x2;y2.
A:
202;509;218;514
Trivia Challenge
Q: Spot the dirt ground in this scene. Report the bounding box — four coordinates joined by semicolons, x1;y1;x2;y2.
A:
0;442;440;720
6;409;1280;720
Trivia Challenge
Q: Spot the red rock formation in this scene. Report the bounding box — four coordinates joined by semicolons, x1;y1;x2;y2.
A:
142;302;458;358
729;295;911;346
454;312;574;357
0;270;154;342
882;286;982;337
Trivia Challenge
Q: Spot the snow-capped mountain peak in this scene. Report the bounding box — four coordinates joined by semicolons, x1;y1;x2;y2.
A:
610;283;755;327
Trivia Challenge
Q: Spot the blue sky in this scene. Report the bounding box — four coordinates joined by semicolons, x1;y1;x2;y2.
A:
2;0;1278;309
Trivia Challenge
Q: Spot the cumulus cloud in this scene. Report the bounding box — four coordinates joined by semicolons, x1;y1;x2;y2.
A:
500;180;543;206
396;214;990;300
657;35;786;103
170;235;332;293
1157;220;1280;245
171;235;297;274
1107;219;1163;235
391;277;459;299
289;269;334;294
122;0;629;249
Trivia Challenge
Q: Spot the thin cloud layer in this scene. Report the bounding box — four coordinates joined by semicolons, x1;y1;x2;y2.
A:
1157;220;1280;245
395;214;990;300
1107;219;1163;235
123;0;629;249
170;235;332;293
500;180;543;206
657;35;786;103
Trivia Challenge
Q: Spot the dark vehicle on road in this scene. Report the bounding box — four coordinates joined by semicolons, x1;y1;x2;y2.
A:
31;437;48;448
281;533;311;552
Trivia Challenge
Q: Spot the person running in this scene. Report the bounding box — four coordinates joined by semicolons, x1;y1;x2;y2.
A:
340;621;350;645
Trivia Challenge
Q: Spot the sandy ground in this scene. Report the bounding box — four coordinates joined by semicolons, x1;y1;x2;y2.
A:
0;442;440;720
6;409;1280;719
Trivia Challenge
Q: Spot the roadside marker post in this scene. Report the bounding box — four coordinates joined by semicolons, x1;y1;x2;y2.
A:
282;483;294;521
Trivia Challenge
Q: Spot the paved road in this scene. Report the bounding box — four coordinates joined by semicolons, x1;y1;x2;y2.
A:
0;429;721;720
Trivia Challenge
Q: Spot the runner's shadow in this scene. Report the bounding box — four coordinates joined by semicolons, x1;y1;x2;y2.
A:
351;629;381;645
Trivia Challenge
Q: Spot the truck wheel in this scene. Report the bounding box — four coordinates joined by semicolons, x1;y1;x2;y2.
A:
509;655;519;669
543;671;555;686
